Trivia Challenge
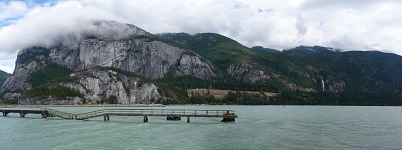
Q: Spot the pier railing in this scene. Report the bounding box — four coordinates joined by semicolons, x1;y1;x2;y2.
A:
2;108;237;122
41;108;75;119
75;109;237;120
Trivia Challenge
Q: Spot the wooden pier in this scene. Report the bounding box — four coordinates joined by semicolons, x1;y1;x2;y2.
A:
1;109;50;118
0;108;238;123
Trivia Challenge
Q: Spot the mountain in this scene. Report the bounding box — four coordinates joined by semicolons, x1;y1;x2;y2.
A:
251;46;280;53
1;21;215;105
157;34;402;105
1;21;402;105
279;46;402;93
156;33;271;83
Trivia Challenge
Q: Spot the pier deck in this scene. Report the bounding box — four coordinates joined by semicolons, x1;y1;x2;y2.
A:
1;109;49;118
0;108;238;123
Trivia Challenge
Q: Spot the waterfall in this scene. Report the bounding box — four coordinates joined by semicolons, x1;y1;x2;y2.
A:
321;76;325;92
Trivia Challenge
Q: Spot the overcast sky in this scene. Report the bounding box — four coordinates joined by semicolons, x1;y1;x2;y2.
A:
1;0;402;73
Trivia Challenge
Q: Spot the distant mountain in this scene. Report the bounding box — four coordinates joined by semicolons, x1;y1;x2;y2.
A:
1;21;401;105
280;46;402;94
285;45;336;54
251;46;279;53
0;70;10;88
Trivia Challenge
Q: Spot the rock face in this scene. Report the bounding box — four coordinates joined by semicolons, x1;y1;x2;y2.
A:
17;69;161;105
50;38;215;79
320;76;346;93
66;69;161;104
175;54;215;79
1;48;47;95
227;62;270;83
1;21;215;104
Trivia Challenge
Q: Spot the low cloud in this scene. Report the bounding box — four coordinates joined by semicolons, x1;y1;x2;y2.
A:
296;14;308;37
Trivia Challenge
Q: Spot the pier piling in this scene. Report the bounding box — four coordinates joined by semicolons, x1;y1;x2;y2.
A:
103;115;110;121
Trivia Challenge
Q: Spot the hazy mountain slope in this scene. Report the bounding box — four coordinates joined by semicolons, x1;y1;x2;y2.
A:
0;70;10;88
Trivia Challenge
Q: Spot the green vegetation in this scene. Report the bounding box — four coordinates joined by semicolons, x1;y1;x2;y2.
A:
22;63;81;100
157;33;254;70
27;63;73;87
2;98;18;104
25;86;83;99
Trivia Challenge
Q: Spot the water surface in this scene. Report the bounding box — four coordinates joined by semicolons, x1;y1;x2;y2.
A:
1;106;402;149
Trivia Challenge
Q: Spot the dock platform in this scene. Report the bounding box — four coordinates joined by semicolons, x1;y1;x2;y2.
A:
1;109;49;118
0;108;238;123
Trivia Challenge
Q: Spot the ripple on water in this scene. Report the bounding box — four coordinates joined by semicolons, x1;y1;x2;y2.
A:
2;106;402;149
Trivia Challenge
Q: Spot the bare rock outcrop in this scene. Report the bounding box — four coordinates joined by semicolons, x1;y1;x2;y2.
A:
227;62;270;83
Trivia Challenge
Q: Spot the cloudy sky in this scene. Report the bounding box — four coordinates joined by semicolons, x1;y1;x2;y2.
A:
0;0;402;73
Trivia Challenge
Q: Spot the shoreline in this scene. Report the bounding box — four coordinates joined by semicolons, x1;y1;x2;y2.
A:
0;104;165;108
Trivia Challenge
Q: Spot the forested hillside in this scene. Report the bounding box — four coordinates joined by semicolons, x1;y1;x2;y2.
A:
156;33;402;105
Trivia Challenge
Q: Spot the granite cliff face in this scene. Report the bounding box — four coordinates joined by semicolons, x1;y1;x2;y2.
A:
319;76;346;93
1;48;47;94
49;38;215;79
227;62;270;83
1;21;215;104
18;68;161;105
67;69;162;104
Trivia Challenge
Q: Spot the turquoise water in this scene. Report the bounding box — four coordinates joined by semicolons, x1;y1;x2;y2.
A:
1;106;402;149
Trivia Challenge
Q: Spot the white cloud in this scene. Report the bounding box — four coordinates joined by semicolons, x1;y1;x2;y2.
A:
296;14;308;37
0;59;15;73
1;0;402;73
0;1;29;20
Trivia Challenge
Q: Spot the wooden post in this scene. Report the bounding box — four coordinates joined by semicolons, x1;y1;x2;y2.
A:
42;110;48;118
103;115;109;121
221;111;235;122
3;111;9;116
187;117;190;123
20;112;25;117
143;116;148;122
221;116;235;122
